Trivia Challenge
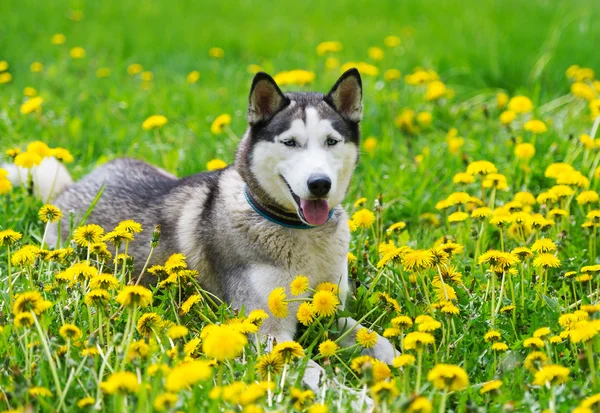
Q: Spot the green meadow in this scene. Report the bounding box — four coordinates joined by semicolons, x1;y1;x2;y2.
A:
0;0;600;411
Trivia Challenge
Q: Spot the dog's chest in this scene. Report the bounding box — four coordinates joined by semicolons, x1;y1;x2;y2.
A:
266;224;349;287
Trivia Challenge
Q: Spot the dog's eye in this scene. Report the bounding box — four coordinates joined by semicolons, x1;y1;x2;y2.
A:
282;139;297;147
326;138;339;146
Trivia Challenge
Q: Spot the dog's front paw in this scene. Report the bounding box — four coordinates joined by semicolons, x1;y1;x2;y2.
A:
364;334;397;364
301;359;325;392
302;359;375;412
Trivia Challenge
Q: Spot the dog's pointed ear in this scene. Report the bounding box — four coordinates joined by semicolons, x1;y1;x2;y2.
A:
325;68;363;123
248;72;289;124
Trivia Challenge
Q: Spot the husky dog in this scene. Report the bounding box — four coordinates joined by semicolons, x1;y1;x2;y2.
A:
45;69;395;382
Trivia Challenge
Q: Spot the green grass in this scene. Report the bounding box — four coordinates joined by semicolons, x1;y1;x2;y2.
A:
1;0;600;411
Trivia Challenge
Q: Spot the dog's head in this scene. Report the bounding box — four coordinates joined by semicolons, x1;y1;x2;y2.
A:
236;69;362;226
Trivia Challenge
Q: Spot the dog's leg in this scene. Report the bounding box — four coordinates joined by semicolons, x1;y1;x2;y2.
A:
3;156;73;202
336;264;397;364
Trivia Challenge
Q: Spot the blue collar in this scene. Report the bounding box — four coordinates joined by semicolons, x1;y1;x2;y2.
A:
244;185;334;229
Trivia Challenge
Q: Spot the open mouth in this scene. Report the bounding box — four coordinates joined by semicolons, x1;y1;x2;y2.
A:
281;176;330;226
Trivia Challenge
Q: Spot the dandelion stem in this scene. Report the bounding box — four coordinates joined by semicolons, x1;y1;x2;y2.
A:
7;246;13;308
415;349;423;394
438;389;448;413
135;244;155;285
491;272;496;327
32;313;63;398
586;341;597;390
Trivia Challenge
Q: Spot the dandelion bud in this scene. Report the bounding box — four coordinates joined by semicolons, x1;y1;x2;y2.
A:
87;335;98;346
111;332;124;345
152;225;161;248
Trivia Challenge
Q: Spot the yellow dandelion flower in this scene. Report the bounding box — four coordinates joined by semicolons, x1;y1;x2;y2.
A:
316;41;342;55
384;68;402;81
273;341;305;362
0;229;22;246
267;287;288;318
500;110;516;125
497;92;509;108
312;290;339;317
427;364;469;391
13;291;52;315
256;352;284;378
165;360;212;392
100;371;139;394
524;119;547;134
202;324;247;361
453;172;475;184
363;136;377;154
356;328;378;348
50;147;74;163
532;364;570;387
59;324;82;341
484;330;501;342
206;159;228;171
425;80;447;101
127;63;143;75
402;249;434;271
578;191;600;206
137;313;163;335
69;47;86;59
73;224;104;247
350;355;375;373
393;354;416;368
407;396;433;412
523;337;545;349
315;282;338;294
480;380;503;394
208;47;224;58
386;221;406;234
384;35;401;47
391;315;413;328
153;393;178;411
211;114;232;135
77;397;95;408
448;211;469;223
514;143;535;160
531;238;556;253
180;294;202;315
167;325;189;340
351;208;375;229
508;95;533;113
533;327;552;338
14;151;42;168
29;386;53;398
533;254;561;269
318;339;339;357
20;96;44;115
404;331;435;350
290;275;310;296
524;351;548;372
142;115;168;130
471;207;493;219
466;160;497;176
116;286;153;308
186;70;200;84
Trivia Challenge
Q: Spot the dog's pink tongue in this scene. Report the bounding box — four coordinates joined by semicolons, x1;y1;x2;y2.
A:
300;199;330;225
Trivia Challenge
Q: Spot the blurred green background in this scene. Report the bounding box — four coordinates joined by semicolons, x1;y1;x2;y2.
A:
0;0;598;218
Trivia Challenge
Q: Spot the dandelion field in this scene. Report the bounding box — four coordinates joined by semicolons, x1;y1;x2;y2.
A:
2;0;600;412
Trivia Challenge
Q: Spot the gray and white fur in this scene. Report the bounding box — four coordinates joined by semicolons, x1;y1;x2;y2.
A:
45;69;396;387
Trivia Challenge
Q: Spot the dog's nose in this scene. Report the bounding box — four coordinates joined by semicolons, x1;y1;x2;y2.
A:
307;175;331;197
